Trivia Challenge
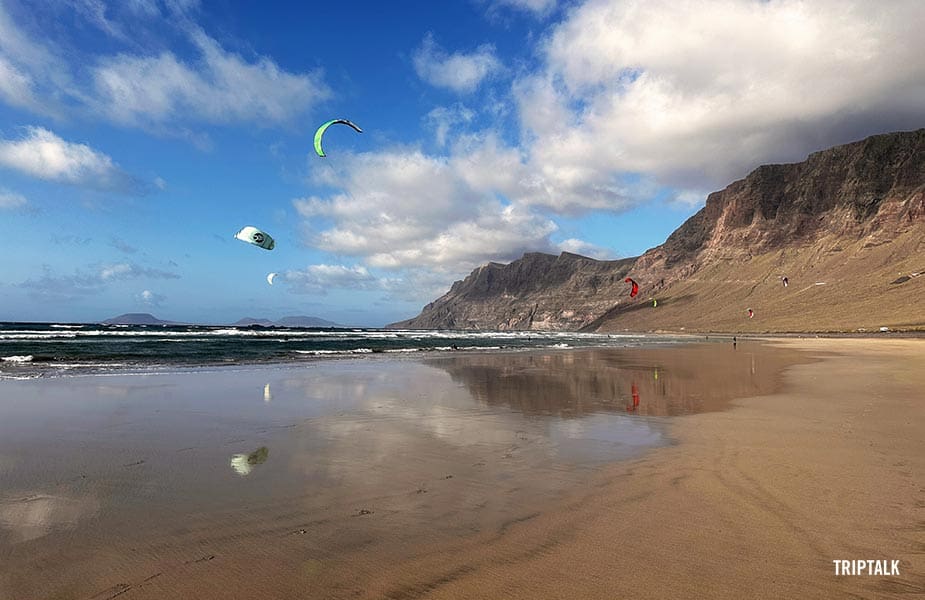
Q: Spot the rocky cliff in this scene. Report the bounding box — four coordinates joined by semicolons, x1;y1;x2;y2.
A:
390;129;925;332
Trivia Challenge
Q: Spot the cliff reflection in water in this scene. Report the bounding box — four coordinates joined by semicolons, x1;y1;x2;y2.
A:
428;342;807;417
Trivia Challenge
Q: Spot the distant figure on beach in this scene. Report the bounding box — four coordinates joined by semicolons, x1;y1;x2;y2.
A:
747;308;754;319
782;276;789;287
652;299;657;307
733;336;737;348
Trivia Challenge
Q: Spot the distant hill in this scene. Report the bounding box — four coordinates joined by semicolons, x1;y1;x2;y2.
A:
273;316;343;328
231;316;345;328
232;317;275;326
101;313;181;325
390;129;925;333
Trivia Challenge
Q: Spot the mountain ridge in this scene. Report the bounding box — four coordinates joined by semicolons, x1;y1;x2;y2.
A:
390;129;925;332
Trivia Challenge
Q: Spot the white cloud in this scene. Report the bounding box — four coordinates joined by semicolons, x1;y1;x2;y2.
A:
289;141;623;300
138;289;165;306
425;104;475;147
296;148;561;273
99;263;179;281
21;261;179;301
0;3;67;117
72;0;126;40
0;188;26;209
283;264;380;295
672;190;707;208
0;127;139;193
485;0;557;16
520;0;925;191
413;34;502;93
0;55;36;110
557;238;617;260
0;3;328;132
90;29;329;127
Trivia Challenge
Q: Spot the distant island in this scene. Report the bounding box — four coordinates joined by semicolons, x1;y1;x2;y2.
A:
101;313;183;325
233;316;345;328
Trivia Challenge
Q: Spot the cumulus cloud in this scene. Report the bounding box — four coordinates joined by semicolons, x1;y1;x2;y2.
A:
0;3;328;132
0;127;141;193
90;29;329;128
521;0;925;191
0;188;26;209
283;264;381;295
138;289;165;306
557;238;617;260
296;147;560;273
413;34;502;93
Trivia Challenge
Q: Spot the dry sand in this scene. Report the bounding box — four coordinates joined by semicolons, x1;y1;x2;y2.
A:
0;339;922;599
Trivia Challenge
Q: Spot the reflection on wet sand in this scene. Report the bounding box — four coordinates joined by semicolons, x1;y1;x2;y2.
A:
428;343;804;417
0;493;99;543
0;343;810;599
230;446;269;476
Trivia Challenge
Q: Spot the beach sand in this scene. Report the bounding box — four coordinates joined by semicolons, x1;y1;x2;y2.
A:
0;339;921;598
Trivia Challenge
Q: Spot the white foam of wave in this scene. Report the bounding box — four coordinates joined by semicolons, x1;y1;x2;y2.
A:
294;348;374;355
1;355;32;362
0;328;636;343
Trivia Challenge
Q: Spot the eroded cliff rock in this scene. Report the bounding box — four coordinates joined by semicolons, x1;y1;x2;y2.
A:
390;129;925;332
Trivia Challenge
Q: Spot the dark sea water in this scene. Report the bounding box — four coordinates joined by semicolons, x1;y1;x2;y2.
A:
0;322;692;379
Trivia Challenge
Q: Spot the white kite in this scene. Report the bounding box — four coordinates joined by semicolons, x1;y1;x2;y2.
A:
234;226;275;250
267;272;278;285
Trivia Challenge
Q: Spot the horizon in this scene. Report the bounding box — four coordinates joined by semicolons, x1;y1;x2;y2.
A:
2;0;924;326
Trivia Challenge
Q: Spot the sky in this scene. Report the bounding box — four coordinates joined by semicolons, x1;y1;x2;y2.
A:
1;0;923;326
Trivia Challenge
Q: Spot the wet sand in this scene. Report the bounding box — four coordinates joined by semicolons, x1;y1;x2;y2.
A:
0;340;921;598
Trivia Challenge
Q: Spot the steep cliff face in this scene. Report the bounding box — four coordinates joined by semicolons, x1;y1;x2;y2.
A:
390;252;635;330
634;129;925;287
391;129;925;332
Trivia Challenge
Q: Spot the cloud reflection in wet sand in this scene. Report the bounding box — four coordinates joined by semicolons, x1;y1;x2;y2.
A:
0;493;99;542
0;343;810;599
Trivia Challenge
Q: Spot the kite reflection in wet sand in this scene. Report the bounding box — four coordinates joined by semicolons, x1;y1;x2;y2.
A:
230;446;270;476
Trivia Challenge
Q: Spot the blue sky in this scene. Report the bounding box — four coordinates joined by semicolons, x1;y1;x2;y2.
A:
1;0;923;326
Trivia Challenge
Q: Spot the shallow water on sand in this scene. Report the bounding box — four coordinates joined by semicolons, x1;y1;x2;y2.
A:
0;341;807;599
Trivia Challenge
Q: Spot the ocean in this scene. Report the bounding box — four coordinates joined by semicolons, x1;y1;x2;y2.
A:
0;322;690;379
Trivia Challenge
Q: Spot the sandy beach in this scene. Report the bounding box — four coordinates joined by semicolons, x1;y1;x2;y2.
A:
0;339;922;599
